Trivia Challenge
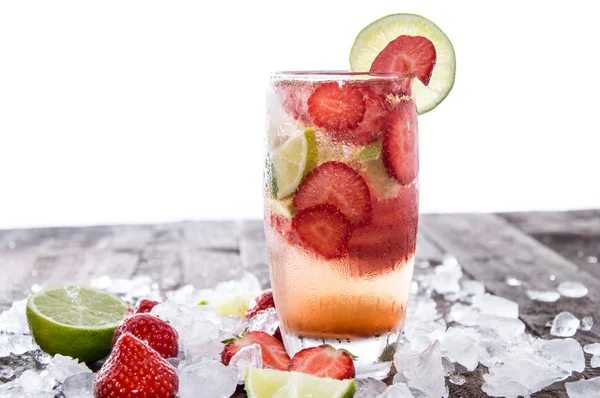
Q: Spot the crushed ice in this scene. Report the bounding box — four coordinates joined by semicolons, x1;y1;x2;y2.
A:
0;258;596;398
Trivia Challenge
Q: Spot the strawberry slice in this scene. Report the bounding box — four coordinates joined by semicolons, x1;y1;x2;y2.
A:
288;345;356;380
94;333;178;398
133;298;160;314
335;87;388;146
112;313;179;359
293;161;372;227
292;204;351;259
221;331;290;371
246;291;276;319
348;184;419;273
308;82;366;133
382;98;419;185
370;35;437;88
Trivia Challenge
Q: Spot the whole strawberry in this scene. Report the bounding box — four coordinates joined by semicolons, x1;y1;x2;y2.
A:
134;298;160;314
112;313;178;358
94;333;178;398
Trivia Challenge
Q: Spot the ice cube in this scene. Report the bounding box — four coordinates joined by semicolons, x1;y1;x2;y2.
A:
473;294;519;319
460;280;485;296
526;290;560;302
220;316;249;340
61;372;95;398
431;261;463;294
439;327;481;371
505;277;522;286
0;334;35;357
14;369;54;393
448;374;466;385
587;256;598;264
446;303;481;326
540;338;585;373
166;284;205;305
583;343;600;355
550;312;580;337
402;319;446;353
557;281;588;298
591;356;600;368
441;357;455;376
393;341;448;398
47;354;92;383
380;383;414;398
565;377;600;398
228;344;263;383
475;314;525;342
580;316;593;331
177;359;238;398
248;307;279;335
354;378;388;398
0;300;29;334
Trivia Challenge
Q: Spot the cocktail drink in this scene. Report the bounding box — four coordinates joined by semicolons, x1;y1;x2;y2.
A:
264;14;455;379
264;73;418;378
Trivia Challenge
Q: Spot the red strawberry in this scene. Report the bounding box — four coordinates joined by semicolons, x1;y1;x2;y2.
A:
382;99;419;185
94;333;178;398
308;82;366;133
332;87;389;146
221;331;290;370
370;35;437;88
293;161;372;227
288;345;356;380
133;298;160;314
292;204;351;259
246;291;276;319
112;314;178;359
348;185;419;273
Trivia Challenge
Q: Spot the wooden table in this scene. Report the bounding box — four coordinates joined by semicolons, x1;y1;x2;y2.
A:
1;210;599;397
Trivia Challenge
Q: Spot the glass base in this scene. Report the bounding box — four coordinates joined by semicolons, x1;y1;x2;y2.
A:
281;329;400;379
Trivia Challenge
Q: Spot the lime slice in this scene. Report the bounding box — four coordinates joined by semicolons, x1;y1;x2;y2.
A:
26;285;129;363
271;128;318;199
350;13;456;114
200;295;254;318
245;367;356;398
268;197;295;218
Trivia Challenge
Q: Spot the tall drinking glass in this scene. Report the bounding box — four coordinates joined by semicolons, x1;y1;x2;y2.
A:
264;72;418;379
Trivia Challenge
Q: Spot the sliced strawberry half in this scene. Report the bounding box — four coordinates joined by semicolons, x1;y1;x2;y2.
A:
293;161;372;227
308;82;366;133
246;291;276;319
370;35;437;88
348;185;419;273
288;345;356;380
292;204;351;259
382;99;419;185
221;331;290;371
334;87;389;146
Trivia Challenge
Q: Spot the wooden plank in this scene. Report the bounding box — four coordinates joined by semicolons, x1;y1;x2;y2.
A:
499;209;600;236
499;210;600;280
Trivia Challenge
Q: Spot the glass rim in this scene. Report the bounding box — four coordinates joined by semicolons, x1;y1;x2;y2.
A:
270;70;403;81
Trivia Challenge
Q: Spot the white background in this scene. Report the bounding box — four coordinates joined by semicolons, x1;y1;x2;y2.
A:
1;1;599;229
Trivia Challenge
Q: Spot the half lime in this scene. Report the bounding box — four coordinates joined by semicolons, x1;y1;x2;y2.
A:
26;285;129;363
